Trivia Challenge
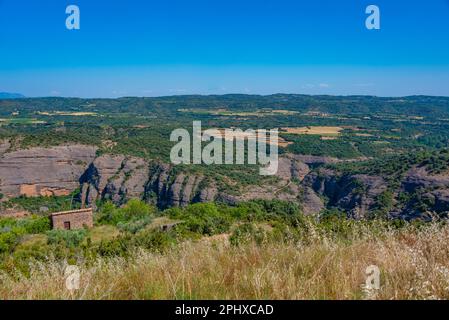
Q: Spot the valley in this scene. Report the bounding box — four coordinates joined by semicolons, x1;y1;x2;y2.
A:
1;94;449;299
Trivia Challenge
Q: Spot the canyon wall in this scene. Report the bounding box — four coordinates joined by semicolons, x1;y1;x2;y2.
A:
1;144;449;219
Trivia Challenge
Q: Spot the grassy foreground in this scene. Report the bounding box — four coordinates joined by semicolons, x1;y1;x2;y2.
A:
1;222;449;300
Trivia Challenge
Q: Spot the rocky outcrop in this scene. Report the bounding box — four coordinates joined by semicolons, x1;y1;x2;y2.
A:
403;166;449;192
300;187;324;215
80;155;149;207
294;155;340;165
397;167;449;219
0;145;97;199
3;144;448;220
0;139;11;156
0;145;333;215
276;155;310;181
145;164;216;208
423;189;449;213
78;154;314;210
303;169;387;218
233;155;311;205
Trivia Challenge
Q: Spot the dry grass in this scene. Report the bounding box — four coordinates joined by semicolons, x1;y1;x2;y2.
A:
281;126;343;136
1;223;449;300
178;108;299;117
37;111;98;116
201;128;293;148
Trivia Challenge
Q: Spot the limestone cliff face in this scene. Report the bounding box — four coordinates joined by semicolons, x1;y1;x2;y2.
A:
77;157;214;209
235;155;311;204
0;140;11;156
396;166;449;220
0;145;361;216
80;155;149;207
144;163;211;209
302;169;387;219
2;144;448;220
402;166;449;192
77;153;317;210
0;145;97;199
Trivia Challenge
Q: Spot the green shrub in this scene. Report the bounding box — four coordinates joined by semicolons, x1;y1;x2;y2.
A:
0;230;22;254
7;193;78;214
46;229;88;248
96;201;126;225
0;225;27;254
19;215;51;234
122;199;155;219
134;229;177;252
97;200;155;226
173;203;232;236
117;216;153;234
97;236;131;257
230;223;267;246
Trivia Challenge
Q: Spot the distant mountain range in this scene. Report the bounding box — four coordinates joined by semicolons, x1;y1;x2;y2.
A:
0;92;25;99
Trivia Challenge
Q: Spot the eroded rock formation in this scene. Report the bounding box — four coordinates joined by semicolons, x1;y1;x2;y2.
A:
0;145;96;199
1;144;449;220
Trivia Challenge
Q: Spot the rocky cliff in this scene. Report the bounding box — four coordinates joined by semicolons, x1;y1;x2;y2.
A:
1;144;449;220
0;144;96;199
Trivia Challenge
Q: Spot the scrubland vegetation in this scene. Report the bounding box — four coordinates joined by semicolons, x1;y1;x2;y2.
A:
1;95;449;299
1;198;449;299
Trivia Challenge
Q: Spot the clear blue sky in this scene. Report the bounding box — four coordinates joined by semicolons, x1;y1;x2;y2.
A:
0;0;448;97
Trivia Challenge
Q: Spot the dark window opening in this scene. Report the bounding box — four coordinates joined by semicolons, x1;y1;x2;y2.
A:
64;221;71;230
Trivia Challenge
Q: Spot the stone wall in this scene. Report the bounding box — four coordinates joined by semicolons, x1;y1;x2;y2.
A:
51;208;94;230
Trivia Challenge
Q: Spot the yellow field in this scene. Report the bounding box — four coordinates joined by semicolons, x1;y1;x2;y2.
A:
281;126;343;136
202;129;293;148
178;108;299;117
321;136;338;140
37;111;98;116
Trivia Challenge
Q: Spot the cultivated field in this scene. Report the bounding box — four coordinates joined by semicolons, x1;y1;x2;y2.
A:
178;108;299;117
281;126;344;136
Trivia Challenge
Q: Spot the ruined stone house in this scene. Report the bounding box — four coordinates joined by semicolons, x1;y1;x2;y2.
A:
51;208;94;230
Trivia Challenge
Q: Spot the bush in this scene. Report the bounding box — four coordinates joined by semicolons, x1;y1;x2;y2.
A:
230;223;267;246
134;230;177;252
117;216;153;234
0;228;25;254
97;236;131;257
46;229;88;248
96;201;126;225
97;199;155;226
122;199;155;219
172;203;232;236
19;215;51;234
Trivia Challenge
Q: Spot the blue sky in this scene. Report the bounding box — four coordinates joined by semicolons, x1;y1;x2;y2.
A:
0;0;448;97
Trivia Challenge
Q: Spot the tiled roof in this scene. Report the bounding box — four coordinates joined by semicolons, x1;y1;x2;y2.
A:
50;208;93;217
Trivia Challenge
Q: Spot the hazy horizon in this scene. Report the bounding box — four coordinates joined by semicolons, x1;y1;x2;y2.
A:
3;91;449;100
1;0;449;98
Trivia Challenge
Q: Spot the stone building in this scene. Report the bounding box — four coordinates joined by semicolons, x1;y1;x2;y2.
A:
51;208;94;230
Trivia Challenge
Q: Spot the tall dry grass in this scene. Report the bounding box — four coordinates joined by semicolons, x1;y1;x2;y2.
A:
1;222;449;300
